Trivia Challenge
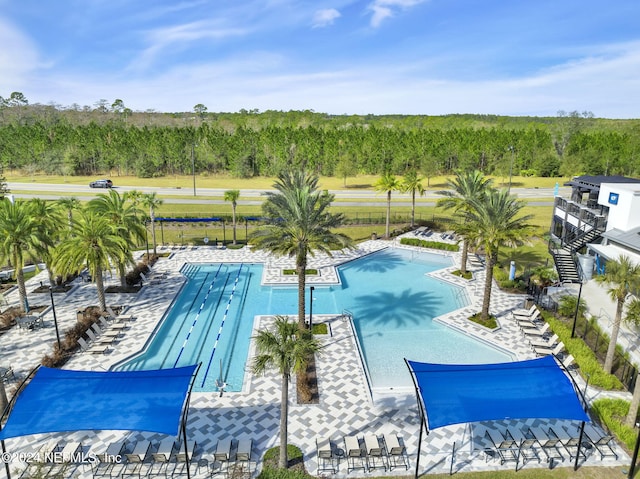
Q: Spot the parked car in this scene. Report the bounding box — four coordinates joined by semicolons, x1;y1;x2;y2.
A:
89;179;113;188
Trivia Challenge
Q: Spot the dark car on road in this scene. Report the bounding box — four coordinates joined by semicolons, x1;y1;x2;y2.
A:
89;179;113;188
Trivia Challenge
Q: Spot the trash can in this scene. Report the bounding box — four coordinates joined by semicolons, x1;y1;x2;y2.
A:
76;310;84;322
371;233;378;240
524;297;534;309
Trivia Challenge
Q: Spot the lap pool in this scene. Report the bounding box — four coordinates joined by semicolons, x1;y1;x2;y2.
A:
116;248;512;392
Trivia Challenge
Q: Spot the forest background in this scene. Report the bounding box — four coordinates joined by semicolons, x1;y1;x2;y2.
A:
1;93;639;181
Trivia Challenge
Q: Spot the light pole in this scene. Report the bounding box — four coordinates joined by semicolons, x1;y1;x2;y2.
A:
508;145;515;194
629;422;640;479
191;142;196;196
42;281;61;350
309;286;315;332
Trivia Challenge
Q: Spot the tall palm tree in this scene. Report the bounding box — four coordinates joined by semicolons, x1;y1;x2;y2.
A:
252;316;320;469
466;188;532;321
594;255;640;374
401;171;425;227
251;170;352;401
224;189;240;245
374;173;401;238
0;200;49;312
53;211;128;312
437;170;493;275
140;192;164;255
87;189;145;287
29;199;63;286
56;196;81;229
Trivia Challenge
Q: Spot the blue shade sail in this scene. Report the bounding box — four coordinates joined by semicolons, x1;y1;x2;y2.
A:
406;355;589;430
0;365;198;440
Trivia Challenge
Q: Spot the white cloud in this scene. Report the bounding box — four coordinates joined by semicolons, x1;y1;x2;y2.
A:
0;17;41;95
312;8;341;28
367;0;427;27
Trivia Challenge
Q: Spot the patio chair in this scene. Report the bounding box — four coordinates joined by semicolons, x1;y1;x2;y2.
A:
529;427;564;463
212;438;233;476
514;308;541;324
91;323;121;339
534;341;564;357
99;315;128;330
529;333;559;350
172;440;198;477
513;304;537;317
123;440;151;478
507;428;540;466
364;434;387;471
86;328;115;346
484;428;518;465
316;437;336;474
106;306;135;322
149;438;175;477
234;439;252;475
521;322;550;337
0;365;14;382
344;435;366;473
583;424;618;459
94;441;126;478
553;425;588;462
383;433;409;471
77;337;109;354
560;354;577;372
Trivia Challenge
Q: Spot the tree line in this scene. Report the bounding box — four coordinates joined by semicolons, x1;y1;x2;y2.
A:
1;92;639;179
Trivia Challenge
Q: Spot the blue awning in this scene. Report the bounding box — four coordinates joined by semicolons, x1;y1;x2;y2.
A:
0;365;198;440
406;355;589;430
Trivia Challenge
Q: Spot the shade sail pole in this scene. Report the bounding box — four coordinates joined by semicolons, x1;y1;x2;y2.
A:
180;363;202;479
405;358;429;479
574;421;586;471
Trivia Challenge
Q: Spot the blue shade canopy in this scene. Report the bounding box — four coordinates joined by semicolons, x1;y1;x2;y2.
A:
0;365;198;440
406;355;589;430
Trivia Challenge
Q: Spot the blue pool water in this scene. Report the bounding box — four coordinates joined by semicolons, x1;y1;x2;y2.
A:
117;248;512;392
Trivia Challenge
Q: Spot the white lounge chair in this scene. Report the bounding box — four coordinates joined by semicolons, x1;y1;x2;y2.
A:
534;341;564;357
86;328;115;345
513;304;536;317
78;337;109;354
316;437;336;474
383;433;409;470
521;322;550;337
91;323;121;339
344;436;366;473
529;333;559;349
364;434;387;471
106;306;134;322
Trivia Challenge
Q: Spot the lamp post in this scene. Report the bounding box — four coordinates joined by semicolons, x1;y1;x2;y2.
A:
42;281;61;350
191;142;197;196
629;422;640;479
309;286;315;332
508;145;515;194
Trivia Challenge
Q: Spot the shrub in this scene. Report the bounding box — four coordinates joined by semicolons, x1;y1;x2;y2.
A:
591;398;637;451
399;237;459;252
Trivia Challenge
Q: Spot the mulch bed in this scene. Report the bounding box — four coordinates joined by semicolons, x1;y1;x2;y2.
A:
297;354;319;404
105;285;143;294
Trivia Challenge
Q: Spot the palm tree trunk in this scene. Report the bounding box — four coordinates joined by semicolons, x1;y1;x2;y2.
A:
385;191;391;238
411;190;416;227
118;263;126;288
460;239;469;275
297;253;307;331
279;372;289;468
96;269;107;312
626;374;640;427
604;300;624;373
16;267;29;313
232;204;237;245
481;254;495;321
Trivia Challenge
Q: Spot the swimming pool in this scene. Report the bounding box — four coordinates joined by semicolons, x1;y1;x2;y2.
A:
117;248;512;392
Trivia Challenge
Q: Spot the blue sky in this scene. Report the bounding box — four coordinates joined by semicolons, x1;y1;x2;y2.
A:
1;0;639;117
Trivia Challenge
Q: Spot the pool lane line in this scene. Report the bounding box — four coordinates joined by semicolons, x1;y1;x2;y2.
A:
201;264;244;387
172;263;224;368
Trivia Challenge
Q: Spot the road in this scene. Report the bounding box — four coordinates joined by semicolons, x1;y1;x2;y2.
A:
6;182;565;207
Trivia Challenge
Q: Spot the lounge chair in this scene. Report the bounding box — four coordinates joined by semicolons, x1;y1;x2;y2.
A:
529;333;559;350
552;425;587;462
344;435;366;473
172;440;197;476
140;272;161;286
383;433;409;470
560;354;577;371
364;434;387;471
235;439;252;474
91;323;121;339
316;437;336;474
124;440;151;478
534;341;564;357
583;424;618;459
484;428;518;465
94;441;126;478
513;304;536;317
78;337;109;354
213;438;232;475
521;322;550;337
86;328;115;345
99;316;128;330
528;427;564;463
106;306;135;322
149;438;175;477
514;308;541;323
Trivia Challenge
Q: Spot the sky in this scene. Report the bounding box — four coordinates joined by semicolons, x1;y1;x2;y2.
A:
1;0;639;118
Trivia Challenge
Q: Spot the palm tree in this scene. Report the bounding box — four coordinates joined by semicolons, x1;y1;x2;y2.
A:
373;173;401;238
401;171;425;227
466;188;532;321
0;200;50;312
252;316;320;469
251;170;352;401
87;189;145;287
140;192;164;255
594;255;640;374
29;199;63;286
624;298;640;426
53;211;128;312
224;190;240;245
437;170;493;275
56;196;81;229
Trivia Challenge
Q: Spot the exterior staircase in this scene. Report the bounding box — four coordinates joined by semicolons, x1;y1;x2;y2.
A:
551;249;581;283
